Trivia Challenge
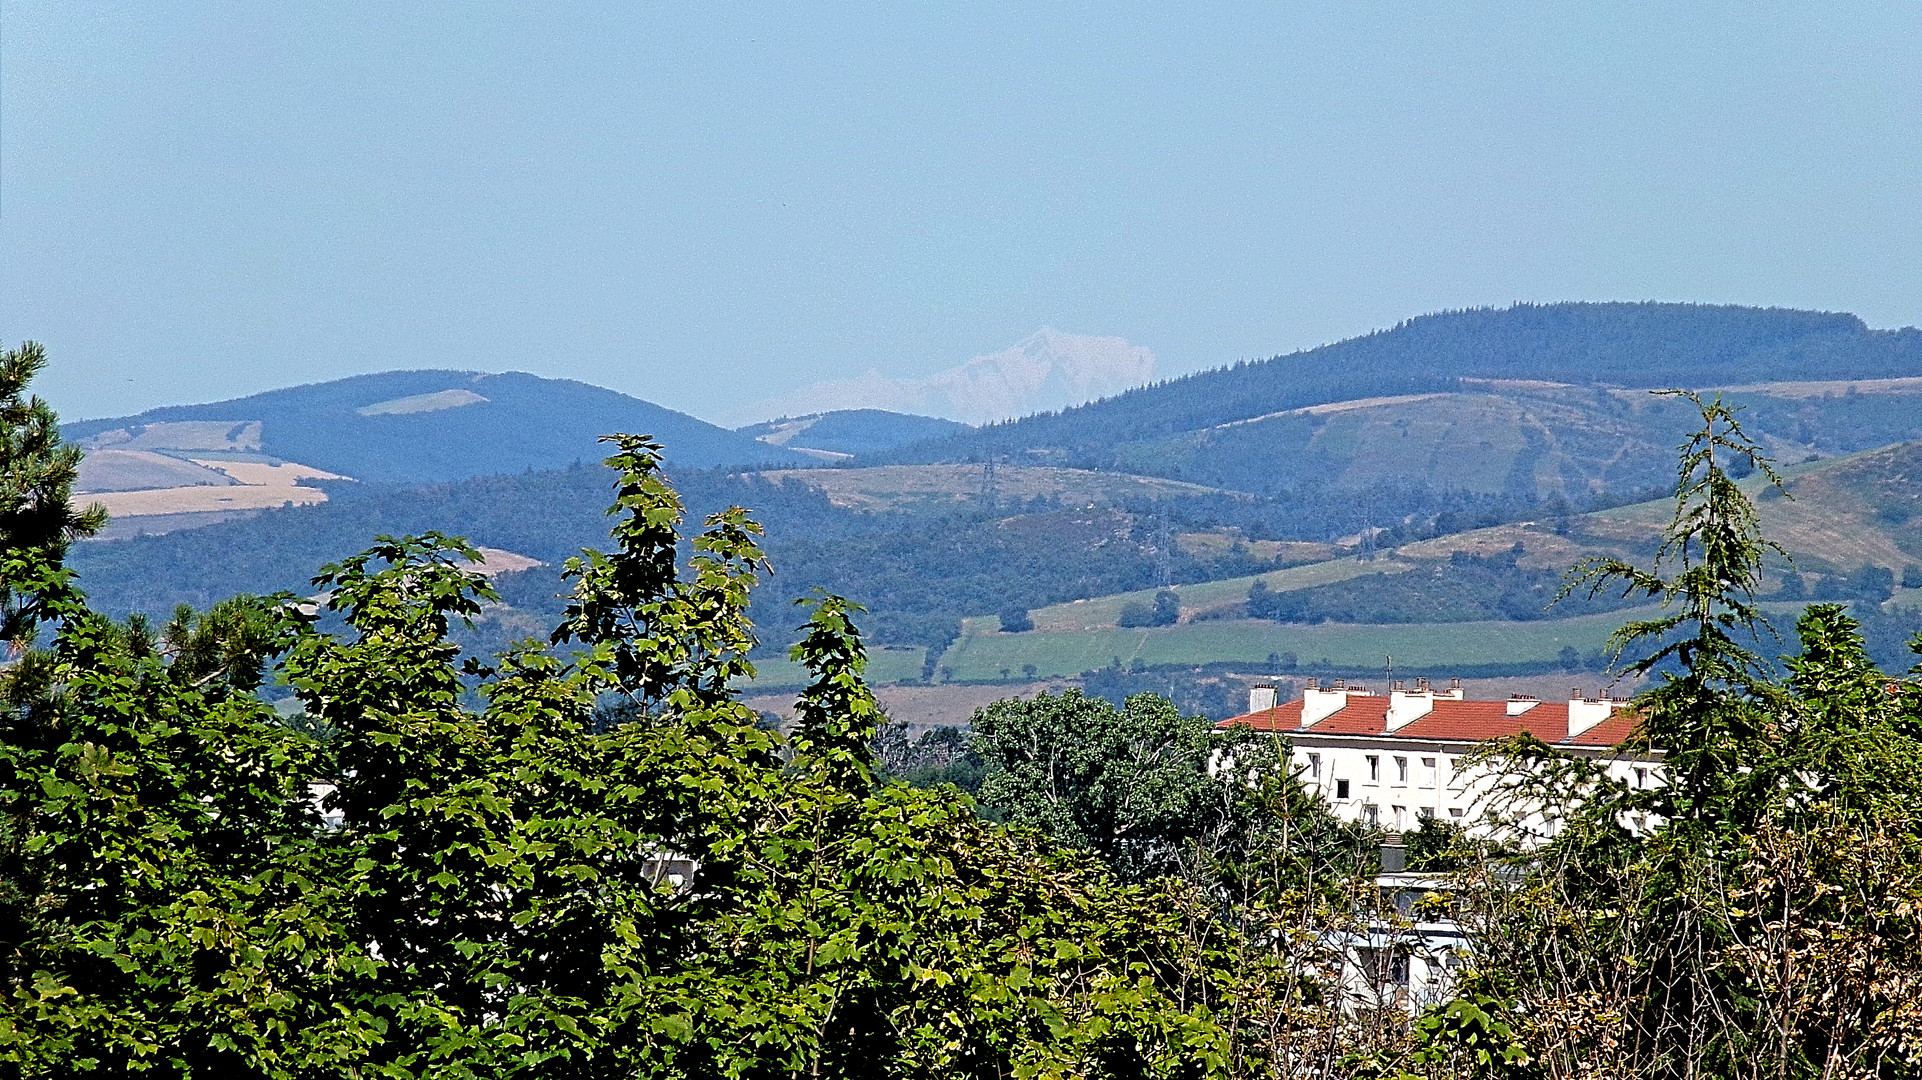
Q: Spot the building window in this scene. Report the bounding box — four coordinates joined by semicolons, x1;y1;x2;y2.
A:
1635;767;1648;789
1363;804;1379;825
1307;753;1321;779
1393;805;1407;830
1336;779;1351;800
1395;756;1408;784
1367;755;1380;781
1418;806;1434;820
1448;807;1463;819
1421;757;1437;787
1361;948;1408;988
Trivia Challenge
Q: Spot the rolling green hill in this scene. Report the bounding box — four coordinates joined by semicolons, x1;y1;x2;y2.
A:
879;303;1922;470
63;370;813;484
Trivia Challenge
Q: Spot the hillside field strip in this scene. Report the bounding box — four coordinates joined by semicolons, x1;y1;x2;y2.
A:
997;555;1422;634
933;610;1644;682
736;645;929;691
85;459;350;518
749;464;1241;513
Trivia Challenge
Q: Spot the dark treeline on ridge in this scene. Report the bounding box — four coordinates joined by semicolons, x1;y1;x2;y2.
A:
869;302;1922;467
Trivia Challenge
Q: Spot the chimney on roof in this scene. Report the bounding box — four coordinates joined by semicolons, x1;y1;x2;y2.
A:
1433;676;1464;701
1387;681;1437;732
1506;694;1540;716
1568;691;1621;739
1300;680;1366;727
1248;684;1278;715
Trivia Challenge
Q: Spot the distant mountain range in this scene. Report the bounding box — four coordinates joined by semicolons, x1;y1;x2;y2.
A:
882;303;1922;459
60;300;1922;684
873;303;1922;499
63;370;817;486
63;369;977;537
724;329;1157;426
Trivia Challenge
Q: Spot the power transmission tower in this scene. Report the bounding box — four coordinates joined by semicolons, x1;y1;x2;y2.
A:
1155;515;1173;587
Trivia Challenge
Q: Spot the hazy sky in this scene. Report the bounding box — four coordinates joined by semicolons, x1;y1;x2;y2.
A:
4;2;1919;424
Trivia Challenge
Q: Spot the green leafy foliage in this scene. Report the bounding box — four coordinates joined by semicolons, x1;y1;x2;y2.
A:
972;689;1368;889
0;341;107;641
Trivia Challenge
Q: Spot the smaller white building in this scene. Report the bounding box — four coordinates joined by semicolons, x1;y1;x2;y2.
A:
1220;678;1662;841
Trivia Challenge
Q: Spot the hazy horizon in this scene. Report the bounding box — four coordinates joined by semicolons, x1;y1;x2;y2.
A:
5;3;1919;425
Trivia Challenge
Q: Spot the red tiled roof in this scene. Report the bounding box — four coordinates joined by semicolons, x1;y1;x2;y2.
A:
1571;708;1642;746
1228;699;1304;731
1218;697;1644;748
1304;696;1390;735
1394;700;1542;742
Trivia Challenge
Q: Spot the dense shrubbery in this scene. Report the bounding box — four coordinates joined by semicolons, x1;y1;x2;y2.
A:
1119;589;1183;628
1079;664;1257;722
972;689;1370;886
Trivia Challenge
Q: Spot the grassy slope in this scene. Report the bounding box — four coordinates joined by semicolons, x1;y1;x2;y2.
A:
1590;441;1922;573
984;556;1420;634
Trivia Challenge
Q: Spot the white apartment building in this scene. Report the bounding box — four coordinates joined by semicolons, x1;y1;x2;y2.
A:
1217;677;1664;1012
1219;677;1662;840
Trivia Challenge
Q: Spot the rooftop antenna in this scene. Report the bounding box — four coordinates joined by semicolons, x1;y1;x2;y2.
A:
1384;654;1394;684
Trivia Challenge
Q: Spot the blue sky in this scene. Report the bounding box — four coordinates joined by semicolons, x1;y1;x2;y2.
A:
4;1;1919;424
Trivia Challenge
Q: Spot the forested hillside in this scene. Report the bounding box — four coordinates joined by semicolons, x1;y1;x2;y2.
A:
879;302;1922;471
64;463;1282;658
